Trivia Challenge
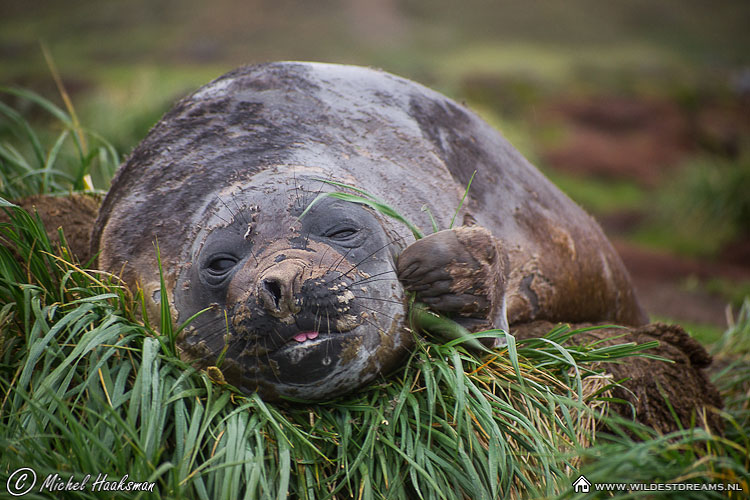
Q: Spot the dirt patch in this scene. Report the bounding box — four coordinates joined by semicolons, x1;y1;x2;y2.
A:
540;96;692;186
719;236;750;269
614;240;749;328
1;194;101;264
614;240;750;284
539;94;750;187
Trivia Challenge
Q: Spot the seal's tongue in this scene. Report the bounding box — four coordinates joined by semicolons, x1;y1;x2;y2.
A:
294;331;319;343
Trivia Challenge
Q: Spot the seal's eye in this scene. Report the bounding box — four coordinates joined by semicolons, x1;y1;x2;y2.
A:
206;254;238;276
325;227;358;241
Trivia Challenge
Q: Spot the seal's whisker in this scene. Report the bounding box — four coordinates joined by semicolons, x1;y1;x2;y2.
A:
317;243;332;268
346;277;400;288
230;194;250;226
248;247;260;266
267;326;291;348
214;196;255;238
207;208;248;239
355;302;401;323
293;170;300;210
211;195;262;241
333;234;408;281
190;315;233;337
323;310;332;359
351;295;405;306
215;195;238;220
229;195;261;266
394;276;434;287
347;269;398;286
211;210;234;227
360;316;387;334
325;310;333;335
260;343;284;385
195;322;227;338
188;328;225;347
314;309;323;333
308;172;334;210
325;245;355;276
302;228;312;251
193;322;230;341
318;236;404;289
359;317;390;342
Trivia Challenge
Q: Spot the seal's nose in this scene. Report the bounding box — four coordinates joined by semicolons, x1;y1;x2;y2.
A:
257;260;304;318
261;278;283;309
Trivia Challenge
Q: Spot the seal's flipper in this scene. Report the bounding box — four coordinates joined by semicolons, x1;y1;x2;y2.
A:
397;226;509;346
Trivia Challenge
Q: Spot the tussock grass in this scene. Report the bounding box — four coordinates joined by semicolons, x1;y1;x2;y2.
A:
0;87;119;198
711;298;750;445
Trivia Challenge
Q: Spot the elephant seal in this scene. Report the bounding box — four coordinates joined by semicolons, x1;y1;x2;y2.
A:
92;62;647;400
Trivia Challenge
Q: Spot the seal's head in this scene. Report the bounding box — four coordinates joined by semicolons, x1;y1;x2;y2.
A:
173;169;410;399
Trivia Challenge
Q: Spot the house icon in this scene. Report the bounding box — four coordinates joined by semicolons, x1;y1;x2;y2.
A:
573;475;591;493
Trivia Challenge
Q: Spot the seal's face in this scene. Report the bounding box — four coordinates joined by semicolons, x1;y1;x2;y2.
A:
174;172;411;400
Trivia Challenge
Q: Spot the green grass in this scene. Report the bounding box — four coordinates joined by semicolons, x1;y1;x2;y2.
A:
627;154;750;258
0;87;120;197
542;169;647;216
712;299;750;440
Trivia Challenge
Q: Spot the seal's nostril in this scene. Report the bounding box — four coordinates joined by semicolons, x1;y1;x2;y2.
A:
257;259;306;316
263;279;283;309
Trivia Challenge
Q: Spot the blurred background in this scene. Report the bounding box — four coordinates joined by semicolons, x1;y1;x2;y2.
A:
1;0;749;342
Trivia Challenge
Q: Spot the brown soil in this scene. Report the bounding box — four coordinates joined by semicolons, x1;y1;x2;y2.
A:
1;194;101;264
541;97;691;186
614;240;750;327
719;237;750;269
540;95;750;187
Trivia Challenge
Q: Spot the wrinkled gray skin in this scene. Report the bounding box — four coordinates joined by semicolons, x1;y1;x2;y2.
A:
92;62;647;401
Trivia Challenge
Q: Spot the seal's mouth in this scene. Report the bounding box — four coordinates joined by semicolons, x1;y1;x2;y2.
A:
275;331;346;355
293;331;319;343
263;313;361;354
274;322;359;352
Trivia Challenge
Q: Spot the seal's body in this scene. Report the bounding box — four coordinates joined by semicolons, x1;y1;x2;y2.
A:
93;62;646;400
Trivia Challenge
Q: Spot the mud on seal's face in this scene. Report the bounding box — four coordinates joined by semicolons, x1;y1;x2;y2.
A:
174;175;410;401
